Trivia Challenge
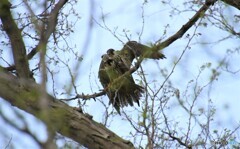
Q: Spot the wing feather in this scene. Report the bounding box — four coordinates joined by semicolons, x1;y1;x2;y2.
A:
99;41;165;114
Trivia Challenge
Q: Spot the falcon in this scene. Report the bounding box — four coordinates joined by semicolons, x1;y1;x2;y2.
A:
98;41;166;114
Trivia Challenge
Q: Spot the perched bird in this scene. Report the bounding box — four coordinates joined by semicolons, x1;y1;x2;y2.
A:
98;41;166;114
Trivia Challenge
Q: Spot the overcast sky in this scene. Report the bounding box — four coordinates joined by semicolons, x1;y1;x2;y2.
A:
0;0;240;148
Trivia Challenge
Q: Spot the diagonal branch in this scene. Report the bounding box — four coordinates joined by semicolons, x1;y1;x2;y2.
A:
153;0;218;51
221;0;240;10
1;0;68;73
162;131;192;149
0;71;135;149
0;0;31;78
64;0;218;102
109;0;218;86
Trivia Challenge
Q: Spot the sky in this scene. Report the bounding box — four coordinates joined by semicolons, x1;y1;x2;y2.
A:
0;0;240;148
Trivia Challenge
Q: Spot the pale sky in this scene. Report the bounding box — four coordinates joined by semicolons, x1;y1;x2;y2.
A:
0;0;240;148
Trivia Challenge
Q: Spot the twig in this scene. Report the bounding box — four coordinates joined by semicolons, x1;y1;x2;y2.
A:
162;131;192;149
60;91;106;101
3;0;68;72
28;0;68;59
60;0;217;102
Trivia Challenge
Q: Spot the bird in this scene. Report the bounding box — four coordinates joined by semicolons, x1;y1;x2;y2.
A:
98;41;166;114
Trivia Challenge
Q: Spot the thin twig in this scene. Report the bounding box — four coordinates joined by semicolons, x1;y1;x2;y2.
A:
60;91;106;101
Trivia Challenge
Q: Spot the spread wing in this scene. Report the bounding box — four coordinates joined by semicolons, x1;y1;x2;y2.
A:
98;41;166;114
119;41;166;63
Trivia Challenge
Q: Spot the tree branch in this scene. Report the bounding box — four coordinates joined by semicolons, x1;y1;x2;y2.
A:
2;0;68;73
221;0;240;10
28;0;68;59
0;71;134;149
63;0;218;103
0;0;31;78
108;0;217;92
60;91;106;101
162;131;192;149
154;0;218;51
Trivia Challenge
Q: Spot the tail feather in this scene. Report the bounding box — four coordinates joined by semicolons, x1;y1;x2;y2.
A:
107;83;144;114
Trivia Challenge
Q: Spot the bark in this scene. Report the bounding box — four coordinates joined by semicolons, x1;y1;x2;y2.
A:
222;0;240;10
0;0;238;148
0;71;134;149
0;0;30;78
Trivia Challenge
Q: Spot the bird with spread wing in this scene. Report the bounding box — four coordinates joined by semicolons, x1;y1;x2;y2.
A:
98;41;166;114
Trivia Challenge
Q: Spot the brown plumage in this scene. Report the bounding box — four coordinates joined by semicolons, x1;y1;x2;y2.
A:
98;41;166;114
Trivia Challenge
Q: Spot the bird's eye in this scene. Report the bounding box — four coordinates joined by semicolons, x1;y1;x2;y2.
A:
101;54;106;58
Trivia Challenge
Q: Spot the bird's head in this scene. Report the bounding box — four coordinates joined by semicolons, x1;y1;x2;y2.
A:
107;48;115;56
101;54;114;66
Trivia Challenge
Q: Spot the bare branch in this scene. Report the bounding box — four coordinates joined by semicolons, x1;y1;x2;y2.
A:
27;0;68;60
162;131;192;149
60;91;106;101
221;0;240;10
153;0;218;51
1;0;68;73
89;0;218;104
0;0;31;78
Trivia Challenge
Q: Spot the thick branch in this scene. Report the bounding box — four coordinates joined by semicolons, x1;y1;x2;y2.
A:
0;0;31;78
154;0;217;51
0;71;134;149
222;0;240;10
